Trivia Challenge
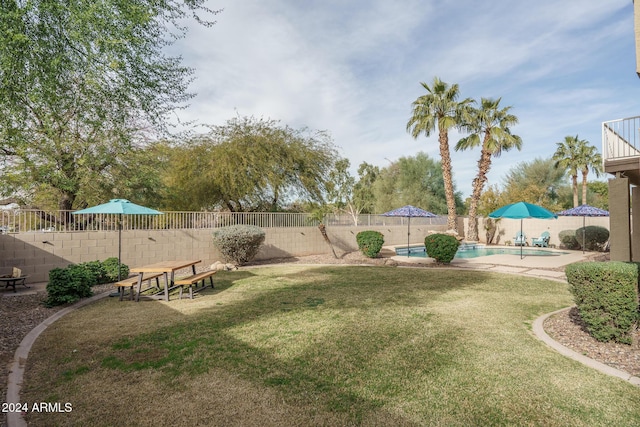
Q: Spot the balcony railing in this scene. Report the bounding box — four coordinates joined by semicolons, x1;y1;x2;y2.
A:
0;209;446;234
602;116;640;162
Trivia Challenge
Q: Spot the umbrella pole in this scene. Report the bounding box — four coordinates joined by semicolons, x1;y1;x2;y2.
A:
118;217;122;281
520;219;523;260
582;216;585;254
407;216;410;257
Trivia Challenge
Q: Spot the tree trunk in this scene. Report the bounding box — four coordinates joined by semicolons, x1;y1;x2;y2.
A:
318;223;338;258
439;128;458;233
572;175;579;207
466;141;493;241
581;169;588;206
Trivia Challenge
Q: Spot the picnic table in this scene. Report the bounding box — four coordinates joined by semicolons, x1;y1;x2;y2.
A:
130;260;201;302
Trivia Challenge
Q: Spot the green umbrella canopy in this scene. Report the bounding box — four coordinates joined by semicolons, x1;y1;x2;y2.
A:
72;199;163;215
489;202;557;220
488;202;557;259
72;199;163;282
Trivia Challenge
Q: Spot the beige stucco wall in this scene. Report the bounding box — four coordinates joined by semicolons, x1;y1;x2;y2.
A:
0;224;447;283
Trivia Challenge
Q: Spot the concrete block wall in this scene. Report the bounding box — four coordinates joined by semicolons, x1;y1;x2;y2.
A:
0;224;447;283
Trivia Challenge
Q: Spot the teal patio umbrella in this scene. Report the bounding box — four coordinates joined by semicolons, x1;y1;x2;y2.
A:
72;199;163;280
489;202;557;259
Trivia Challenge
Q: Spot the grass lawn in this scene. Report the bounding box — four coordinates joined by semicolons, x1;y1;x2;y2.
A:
21;265;640;426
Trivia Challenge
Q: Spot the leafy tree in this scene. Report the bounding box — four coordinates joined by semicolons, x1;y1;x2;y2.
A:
0;0;218;216
501;158;566;211
162;116;338;212
308;205;338;258
407;77;473;232
576;142;602;206
373;152;463;214
352;162;379;214
455;98;522;241
587;181;608;210
553;135;588;207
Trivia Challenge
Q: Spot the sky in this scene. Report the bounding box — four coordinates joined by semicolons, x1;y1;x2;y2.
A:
168;0;640;199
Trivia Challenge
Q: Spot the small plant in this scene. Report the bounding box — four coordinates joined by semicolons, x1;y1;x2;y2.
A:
356;230;384;258
565;261;639;344
424;233;460;264
212;225;266;265
575;226;609;251
45;265;94;307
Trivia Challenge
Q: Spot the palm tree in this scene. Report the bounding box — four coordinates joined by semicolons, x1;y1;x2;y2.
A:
455;98;522;241
552;135;584;208
576;142;602;205
406;77;472;232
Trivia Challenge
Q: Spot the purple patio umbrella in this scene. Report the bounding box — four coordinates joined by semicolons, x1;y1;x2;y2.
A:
556;204;609;254
382;205;437;257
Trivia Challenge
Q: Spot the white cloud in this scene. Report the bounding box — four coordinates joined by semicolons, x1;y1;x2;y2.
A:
168;0;640;199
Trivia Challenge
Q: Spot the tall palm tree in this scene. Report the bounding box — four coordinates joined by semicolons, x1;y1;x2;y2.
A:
552;135;583;208
576;142;602;205
406;77;472;232
455;98;522;241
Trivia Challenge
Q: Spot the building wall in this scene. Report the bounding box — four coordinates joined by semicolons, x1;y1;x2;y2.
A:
0;223;447;283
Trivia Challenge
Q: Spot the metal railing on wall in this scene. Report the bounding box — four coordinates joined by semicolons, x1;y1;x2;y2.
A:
602;116;640;161
0;209;446;234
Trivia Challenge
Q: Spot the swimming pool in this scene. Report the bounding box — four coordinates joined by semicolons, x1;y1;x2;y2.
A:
395;243;567;259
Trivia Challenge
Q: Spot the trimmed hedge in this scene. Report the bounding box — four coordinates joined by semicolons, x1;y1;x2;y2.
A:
212;225;266;265
356;230;384;258
45;257;130;307
565;261;639;344
424;233;460;264
575;226;609;251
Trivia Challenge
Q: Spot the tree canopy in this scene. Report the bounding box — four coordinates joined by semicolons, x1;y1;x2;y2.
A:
373;152;463;215
0;0;218;211
162;116;339;212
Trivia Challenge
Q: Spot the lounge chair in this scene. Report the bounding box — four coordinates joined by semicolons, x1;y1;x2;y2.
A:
513;231;527;246
531;231;551;247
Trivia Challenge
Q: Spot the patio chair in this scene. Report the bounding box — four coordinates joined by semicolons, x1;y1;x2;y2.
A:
513;231;527;246
531;231;550;247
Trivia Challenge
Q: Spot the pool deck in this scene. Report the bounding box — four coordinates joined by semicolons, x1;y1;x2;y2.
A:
389;244;592;280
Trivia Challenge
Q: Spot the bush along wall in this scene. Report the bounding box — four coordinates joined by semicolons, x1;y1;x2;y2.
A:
565;261;639;344
45;257;130;307
559;230;580;250
356;230;385;258
575;226;609;252
212;225;266;265
424;233;460;264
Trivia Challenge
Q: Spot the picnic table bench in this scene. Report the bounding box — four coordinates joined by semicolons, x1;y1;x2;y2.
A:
114;273;164;301
0;268;29;293
174;270;216;299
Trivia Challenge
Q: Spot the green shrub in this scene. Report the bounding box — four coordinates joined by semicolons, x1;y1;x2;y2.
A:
565;261;639;344
424;233;460;264
559;230;579;250
212;225;266;265
356;230;385;258
102;257;129;282
77;260;107;285
45;265;94;307
575;226;610;251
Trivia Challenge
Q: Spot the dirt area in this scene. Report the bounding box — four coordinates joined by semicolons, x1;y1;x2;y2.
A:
1;251;638;426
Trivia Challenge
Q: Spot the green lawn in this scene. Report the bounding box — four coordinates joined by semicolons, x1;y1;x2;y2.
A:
22;265;640;426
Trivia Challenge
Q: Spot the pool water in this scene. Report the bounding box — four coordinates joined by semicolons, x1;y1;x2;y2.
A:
395;243;567;259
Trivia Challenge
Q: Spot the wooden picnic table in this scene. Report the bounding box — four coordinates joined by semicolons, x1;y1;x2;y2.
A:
130;260;201;302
